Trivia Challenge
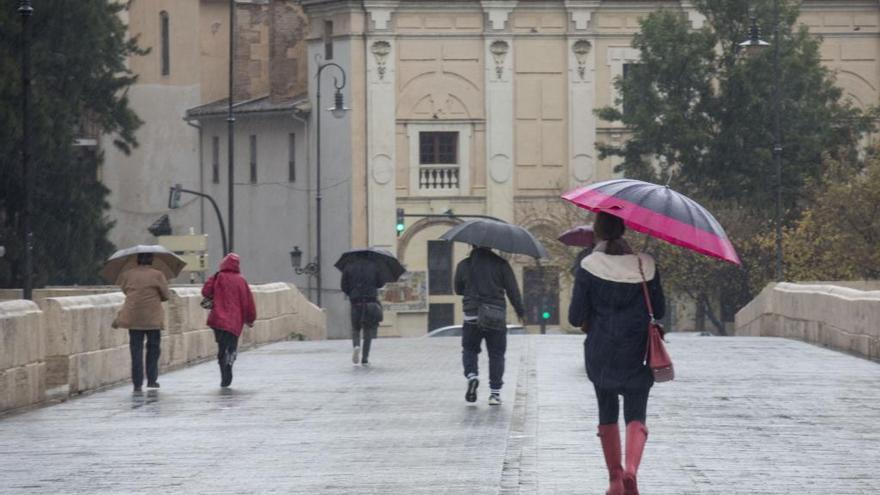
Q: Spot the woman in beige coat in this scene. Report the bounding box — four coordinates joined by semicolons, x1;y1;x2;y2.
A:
113;253;170;392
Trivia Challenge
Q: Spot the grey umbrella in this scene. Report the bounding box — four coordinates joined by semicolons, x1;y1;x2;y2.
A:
100;245;186;284
440;219;548;259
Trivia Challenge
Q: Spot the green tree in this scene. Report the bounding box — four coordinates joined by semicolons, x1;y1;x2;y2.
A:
782;149;880;281
596;1;875;331
0;1;144;288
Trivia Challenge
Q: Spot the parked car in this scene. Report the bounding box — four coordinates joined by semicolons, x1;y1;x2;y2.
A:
427;324;527;337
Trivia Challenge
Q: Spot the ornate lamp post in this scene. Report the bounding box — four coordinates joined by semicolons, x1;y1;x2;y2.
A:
290;246;319;277
19;0;34;300
740;6;783;282
313;58;349;306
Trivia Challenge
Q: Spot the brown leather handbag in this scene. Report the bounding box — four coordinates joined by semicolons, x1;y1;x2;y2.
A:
638;257;674;383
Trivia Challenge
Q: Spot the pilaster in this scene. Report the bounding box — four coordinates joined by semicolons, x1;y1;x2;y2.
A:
365;1;399;249
566;1;600;186
482;1;517;221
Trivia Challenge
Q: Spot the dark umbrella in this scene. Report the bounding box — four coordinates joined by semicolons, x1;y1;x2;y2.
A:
334;247;406;285
558;225;594;247
562;179;741;265
440;219;548;259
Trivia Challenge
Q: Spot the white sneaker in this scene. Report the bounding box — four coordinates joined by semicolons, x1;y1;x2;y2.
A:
488;393;502;406
352;346;361;364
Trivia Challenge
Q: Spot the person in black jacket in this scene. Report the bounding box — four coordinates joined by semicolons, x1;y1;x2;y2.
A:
454;246;525;406
568;213;665;495
341;254;385;366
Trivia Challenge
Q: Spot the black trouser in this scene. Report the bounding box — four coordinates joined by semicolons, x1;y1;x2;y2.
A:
129;329;160;387
461;321;507;391
350;302;378;362
595;385;649;425
213;328;239;366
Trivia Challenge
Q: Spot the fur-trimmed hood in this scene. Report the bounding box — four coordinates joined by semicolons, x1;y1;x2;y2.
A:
580;251;656;284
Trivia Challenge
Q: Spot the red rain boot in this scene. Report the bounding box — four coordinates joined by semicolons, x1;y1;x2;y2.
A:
597;423;624;495
623;421;649;495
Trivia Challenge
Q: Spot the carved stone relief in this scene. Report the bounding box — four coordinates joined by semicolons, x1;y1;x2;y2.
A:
490;40;509;80
572;39;592;80
371;40;392;80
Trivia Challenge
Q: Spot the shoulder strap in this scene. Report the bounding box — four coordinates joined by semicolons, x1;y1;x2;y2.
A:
636;256;655;322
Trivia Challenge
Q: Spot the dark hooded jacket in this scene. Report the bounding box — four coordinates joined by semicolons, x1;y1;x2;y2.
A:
340;256;384;302
568;251;665;391
454;248;525;319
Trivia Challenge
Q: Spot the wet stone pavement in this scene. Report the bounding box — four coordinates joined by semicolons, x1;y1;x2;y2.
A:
0;334;878;494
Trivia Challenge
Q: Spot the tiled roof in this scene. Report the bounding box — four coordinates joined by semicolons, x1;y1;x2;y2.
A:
186;93;310;119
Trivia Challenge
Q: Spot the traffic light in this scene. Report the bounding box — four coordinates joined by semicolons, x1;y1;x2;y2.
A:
168;184;183;209
541;310;551;321
396;208;405;236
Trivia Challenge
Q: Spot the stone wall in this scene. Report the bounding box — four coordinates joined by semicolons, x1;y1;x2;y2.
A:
0;301;45;412
0;283;325;414
735;283;880;361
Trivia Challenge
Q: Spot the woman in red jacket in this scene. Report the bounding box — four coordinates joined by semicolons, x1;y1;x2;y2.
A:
202;253;257;387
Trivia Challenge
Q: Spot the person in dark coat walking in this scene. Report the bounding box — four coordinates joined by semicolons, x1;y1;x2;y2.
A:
568;213;665;495
341;254;385;365
202;253;257;387
454;246;525;406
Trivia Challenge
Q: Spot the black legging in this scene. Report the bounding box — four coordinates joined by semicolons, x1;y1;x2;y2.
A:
595;385;649;425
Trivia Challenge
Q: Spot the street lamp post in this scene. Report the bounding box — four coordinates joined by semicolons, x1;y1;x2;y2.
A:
227;0;236;253
740;6;783;282
19;0;34;300
314;59;349;307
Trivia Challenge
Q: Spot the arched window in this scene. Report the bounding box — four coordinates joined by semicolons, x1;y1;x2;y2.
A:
160;11;170;76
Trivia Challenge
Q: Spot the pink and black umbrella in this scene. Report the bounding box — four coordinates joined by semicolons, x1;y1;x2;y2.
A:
558;226;594;247
561;179;741;265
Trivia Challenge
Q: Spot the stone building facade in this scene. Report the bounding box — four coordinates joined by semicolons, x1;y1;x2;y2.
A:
299;0;880;337
101;0;880;338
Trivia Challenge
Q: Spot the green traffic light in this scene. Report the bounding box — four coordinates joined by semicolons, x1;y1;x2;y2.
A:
396;223;405;232
541;311;551;320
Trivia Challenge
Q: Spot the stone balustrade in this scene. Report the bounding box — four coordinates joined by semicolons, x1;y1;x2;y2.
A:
0;283;325;414
735;282;880;361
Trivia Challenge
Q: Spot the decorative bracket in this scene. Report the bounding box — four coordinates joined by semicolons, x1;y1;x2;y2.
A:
489;40;510;80
481;0;518;31
371;40;392;80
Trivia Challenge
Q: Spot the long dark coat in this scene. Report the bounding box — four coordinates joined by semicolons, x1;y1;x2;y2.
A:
568;251;665;391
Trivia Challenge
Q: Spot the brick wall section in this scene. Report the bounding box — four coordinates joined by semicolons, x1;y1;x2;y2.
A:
269;0;309;102
234;3;271;101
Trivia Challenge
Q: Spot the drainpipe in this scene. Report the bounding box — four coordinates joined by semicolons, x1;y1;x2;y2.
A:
291;107;313;300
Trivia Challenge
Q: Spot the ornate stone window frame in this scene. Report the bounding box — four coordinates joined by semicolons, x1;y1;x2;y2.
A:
407;123;472;197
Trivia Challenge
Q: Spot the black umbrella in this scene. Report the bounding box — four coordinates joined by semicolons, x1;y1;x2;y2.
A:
440;219;548;259
334;247;406;285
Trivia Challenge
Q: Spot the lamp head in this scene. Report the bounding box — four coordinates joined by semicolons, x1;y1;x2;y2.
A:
290;246;303;269
329;88;349;119
738;17;770;56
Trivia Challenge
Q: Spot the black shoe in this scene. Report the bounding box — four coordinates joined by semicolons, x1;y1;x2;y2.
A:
221;365;233;387
133;385;142;393
146;382;160;389
466;377;479;403
361;359;369;366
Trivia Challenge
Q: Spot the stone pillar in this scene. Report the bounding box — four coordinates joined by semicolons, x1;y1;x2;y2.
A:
565;1;600;187
365;1;399;249
481;1;517;222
